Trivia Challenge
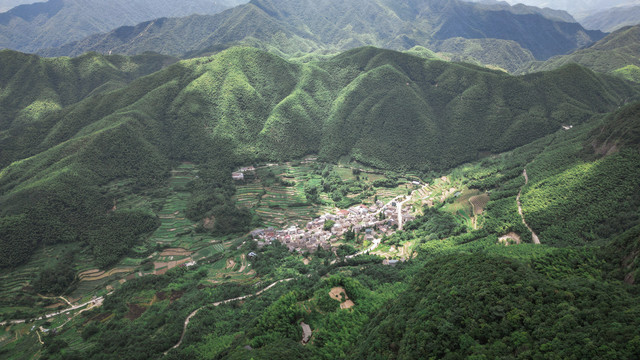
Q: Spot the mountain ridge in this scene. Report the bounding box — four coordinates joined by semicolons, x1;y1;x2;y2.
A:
40;0;604;63
0;0;246;53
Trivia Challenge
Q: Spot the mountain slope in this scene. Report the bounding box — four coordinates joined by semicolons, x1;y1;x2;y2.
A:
42;0;604;63
0;0;246;53
352;100;640;359
580;5;640;32
1;46;638;268
0;49;178;168
432;38;536;73
519;25;640;81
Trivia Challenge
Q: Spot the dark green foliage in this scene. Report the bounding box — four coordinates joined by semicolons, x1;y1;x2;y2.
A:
255;291;302;342
1;46;639;267
395;207;465;244
336;244;357;257
0;214;38;267
0;49;177;168
31;253;76;295
354;253;640;359
87;210;159;268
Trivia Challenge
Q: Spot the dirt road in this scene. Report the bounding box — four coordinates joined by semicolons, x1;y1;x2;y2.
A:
164;278;294;355
517;169;541;244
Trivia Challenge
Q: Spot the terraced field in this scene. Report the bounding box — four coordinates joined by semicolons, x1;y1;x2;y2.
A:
235;164;332;227
0;243;92;305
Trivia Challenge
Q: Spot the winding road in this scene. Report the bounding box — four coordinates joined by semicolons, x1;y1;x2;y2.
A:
0;294;111;326
517;169;541;244
164;278;294;355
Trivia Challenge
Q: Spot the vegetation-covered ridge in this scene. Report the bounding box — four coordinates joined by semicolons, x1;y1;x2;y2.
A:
0;0;246;53
0;49;178;167
41;0;603;65
4;98;640;360
519;25;640;82
0;46;638;269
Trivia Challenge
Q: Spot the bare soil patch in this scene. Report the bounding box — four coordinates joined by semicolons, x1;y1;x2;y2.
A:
498;232;522;246
45;302;64;309
170;290;185;302
160;248;193;257
125;304;147;320
203;216;215;230
238;254;247;272
340;300;355;309
329;287;354;309
329;287;347;301
226;258;236;270
469;193;490;215
154;258;191;274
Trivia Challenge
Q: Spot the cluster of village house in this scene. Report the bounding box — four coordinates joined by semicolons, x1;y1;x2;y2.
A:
250;199;415;253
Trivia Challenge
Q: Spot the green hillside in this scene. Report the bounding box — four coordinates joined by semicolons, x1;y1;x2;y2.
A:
42;0;603;66
6;94;640;360
432;37;536;73
349;101;640;360
0;46;637;270
519;25;640;81
0;50;178;168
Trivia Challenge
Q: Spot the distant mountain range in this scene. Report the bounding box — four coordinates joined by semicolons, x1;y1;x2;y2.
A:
470;0;640;18
580;6;640;32
519;25;640;82
0;0;36;12
0;0;247;53
39;0;604;64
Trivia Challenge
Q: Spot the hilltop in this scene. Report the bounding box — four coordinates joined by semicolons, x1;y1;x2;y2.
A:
41;0;603;65
0;0;246;53
580;5;640;32
0;49;178;168
519;25;640;81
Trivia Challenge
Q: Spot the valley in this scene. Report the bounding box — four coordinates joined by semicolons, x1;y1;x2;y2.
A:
1;0;640;358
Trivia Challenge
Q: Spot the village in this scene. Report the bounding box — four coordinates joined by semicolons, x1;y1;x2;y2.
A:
249;194;416;253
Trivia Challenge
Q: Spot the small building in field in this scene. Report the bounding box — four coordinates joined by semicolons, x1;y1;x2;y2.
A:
232;172;244;181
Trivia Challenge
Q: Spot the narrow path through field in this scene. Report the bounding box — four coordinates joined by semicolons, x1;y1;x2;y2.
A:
164;278;294;355
0;294;112;326
517;169;541;244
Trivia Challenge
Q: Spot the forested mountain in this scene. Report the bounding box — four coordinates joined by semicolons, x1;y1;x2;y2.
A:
430;38;536;73
353;100;640;359
467;0;576;23
519;25;640;81
41;0;603;64
469;0;640;18
0;46;637;269
0;0;246;53
580;5;640;32
0;50;178;168
6;83;639;359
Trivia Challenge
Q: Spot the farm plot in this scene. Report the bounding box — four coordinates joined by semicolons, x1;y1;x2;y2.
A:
233;184;263;208
469;193;490;215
